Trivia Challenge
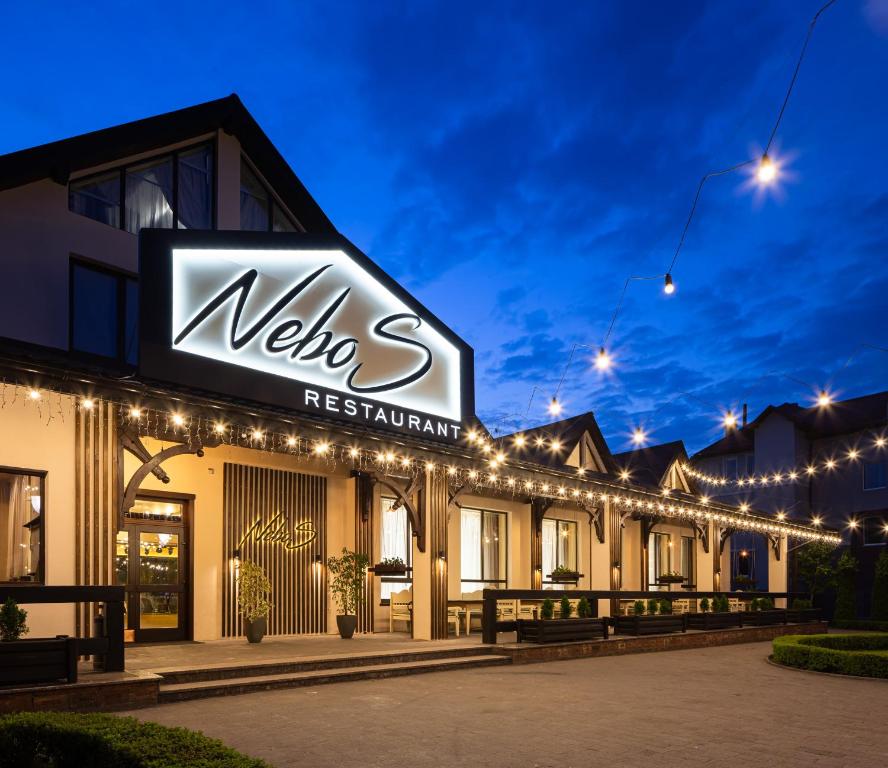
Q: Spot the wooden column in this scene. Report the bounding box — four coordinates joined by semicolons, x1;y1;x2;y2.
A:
74;401;119;640
354;472;374;633
530;499;549;589
426;469;449;640
608;503;622;615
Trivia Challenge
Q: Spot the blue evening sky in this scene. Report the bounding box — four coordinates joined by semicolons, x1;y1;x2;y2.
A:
2;1;886;453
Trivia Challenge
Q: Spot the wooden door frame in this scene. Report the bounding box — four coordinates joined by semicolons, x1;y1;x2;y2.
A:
127;490;195;642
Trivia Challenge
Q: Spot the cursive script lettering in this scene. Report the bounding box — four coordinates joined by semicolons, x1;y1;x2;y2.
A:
237;513;317;552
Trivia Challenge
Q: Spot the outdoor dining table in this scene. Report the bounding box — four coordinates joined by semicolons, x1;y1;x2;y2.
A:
447;600;483;635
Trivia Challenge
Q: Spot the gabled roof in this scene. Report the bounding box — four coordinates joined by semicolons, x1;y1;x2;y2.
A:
0;94;335;234
612;440;694;491
693;390;888;459
496;411;617;473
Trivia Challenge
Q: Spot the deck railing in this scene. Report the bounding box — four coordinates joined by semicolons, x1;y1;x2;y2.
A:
0;585;125;671
480;588;803;643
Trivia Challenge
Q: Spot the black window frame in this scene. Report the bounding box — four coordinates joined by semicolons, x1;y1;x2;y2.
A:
239;154;301;233
0;465;46;585
69;256;139;366
863;461;887;491
67;139;217;232
862;516;887;546
460;507;509;589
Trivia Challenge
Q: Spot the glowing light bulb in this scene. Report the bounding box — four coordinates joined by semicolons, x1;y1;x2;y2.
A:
663;273;675;295
739;503;750;513
214;422;226;435
619;470;630;481
776;511;786;521
28;389;40;400
314;441;330;455
876;437;887;449
251;430;263;441
594;347;612;371
723;412;737;429
466;429;478;443
348;446;358;457
847;449;859;461
514;434;526;448
172;413;185;426
631;427;647;446
129;407;142;418
81;398;94;410
550;440;561;452
756;153;777;184
812;516;822;526
847;518;858;530
548;397;563;417
816;390;833;408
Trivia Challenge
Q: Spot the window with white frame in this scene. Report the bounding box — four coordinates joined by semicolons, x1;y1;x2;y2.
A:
541;518;577;588
863;462;887;491
460;508;507;593
379;496;412;601
647;532;671;590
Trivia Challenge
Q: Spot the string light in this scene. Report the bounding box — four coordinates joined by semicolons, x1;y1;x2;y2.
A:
251;429;263;441
631;427;647;446
129;407;142;418
663;273;675;294
756;153;778;185
28;389;40;401
595;347;612;371
722;412;737;429
816;390;833;407
548;397;563;417
514;434;526;448
81;398;94;410
172;413;185;426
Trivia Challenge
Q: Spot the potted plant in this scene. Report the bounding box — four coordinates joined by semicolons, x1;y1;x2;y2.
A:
633;600;645;615
614;597;685;635
327;548;369;639
548;565;582;584
786;597;820;623
699;597;710;613
686;593;743;630
577;597;592;618
540;597;555;619
559;595;573;619
237;560;272;643
516;595;606;643
656;570;686;585
0;597;28;642
370;556;411;576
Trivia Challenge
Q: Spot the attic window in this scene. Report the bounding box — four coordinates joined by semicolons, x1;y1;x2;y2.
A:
239;156;298;232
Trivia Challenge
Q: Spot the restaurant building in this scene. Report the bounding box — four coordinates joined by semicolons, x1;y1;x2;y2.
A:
0;96;837;646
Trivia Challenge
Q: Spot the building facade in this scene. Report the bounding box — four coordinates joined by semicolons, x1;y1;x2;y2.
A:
0;97;831;645
691;394;888;615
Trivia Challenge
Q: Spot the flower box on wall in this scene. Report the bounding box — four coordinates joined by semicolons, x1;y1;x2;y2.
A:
612;614;686;636
546;571;582;584
656;575;686;585
516;617;608;643
685;612;742;630
0;636;77;686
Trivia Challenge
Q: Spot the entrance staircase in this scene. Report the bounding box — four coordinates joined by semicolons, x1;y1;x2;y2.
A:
156;645;509;702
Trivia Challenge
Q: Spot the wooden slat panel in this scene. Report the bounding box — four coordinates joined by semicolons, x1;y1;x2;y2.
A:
222;462;326;638
428;470;449;639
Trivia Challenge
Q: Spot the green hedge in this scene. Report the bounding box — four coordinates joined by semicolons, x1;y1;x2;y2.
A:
772;634;888;679
0;712;269;768
832;619;888;632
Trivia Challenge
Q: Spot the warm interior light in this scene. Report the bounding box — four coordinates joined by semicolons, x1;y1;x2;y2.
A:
548;397;563;417
816;390;833;408
348;446;358;457
664;273;675;295
594;347;612;371
756;153;777;184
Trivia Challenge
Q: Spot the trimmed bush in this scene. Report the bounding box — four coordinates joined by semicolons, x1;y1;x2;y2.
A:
0;712;269;767
633;600;645;616
576;597;591;618
559;595;573;619
792;598;812;610
540;597;555;620
646;598;659;615
699;597;710;613
832;619;888;632
772;633;888;679
833;551;858;622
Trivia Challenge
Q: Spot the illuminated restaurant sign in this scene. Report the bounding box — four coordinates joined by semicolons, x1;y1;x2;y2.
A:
139;231;475;442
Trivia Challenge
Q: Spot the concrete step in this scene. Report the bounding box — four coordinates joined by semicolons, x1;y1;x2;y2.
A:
156;644;495;685
158;654;510;702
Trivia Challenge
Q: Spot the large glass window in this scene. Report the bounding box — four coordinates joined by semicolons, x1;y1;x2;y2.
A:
0;470;44;583
379;496;412;600
240;157;299;232
461;508;507;592
863;517;887;546
864;462;887;490
70;260;138;364
68;143;214;232
647;532;671;591
69;171;120;227
680;536;695;586
125;157;174;233
542;518;577;588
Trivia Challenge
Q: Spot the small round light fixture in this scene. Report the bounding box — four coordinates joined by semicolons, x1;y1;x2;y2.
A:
664;273;675;295
594;347;612;371
756;153;777;185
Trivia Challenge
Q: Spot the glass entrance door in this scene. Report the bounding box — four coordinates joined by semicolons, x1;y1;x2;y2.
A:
115;497;188;642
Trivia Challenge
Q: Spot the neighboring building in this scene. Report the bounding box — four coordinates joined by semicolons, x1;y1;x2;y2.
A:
692;392;888;614
0;96;829;647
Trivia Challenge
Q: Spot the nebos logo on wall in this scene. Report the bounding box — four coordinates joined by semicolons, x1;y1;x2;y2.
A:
139;231;475;443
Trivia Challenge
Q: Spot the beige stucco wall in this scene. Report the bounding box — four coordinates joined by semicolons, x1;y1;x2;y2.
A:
0;393;77;637
124;439;354;641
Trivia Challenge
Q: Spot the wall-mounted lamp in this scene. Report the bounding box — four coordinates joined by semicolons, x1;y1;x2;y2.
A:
232;548;241;559
314;554;323;564
437;550;446;561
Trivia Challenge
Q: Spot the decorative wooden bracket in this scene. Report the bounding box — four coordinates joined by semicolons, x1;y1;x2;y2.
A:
531;498;554;535
579;501;605;544
719;527;737;556
120;434;218;517
351;471;374;522
448;482;471;508
367;472;426;553
767;533;781;561
640;515;662;543
689;519;710;554
619;509;635;528
119;423;172;484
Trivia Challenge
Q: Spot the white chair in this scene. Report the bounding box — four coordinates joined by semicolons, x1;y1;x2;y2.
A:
447;606;462;637
389;589;413;633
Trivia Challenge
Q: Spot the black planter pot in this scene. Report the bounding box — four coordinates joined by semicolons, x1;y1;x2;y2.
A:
244;617;267;643
336;614;358;639
517;618;608;643
685;611;742;630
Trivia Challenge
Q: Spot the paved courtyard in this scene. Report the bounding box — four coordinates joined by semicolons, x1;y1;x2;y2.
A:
127;641;887;768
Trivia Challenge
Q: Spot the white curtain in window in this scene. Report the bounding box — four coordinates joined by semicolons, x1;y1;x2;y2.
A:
380;498;409;600
461;509;482;591
541;519;556;588
178;147;213;229
2;477;29;580
126;159;173;233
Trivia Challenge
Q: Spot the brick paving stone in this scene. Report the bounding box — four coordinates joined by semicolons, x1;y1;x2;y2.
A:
125;640;888;768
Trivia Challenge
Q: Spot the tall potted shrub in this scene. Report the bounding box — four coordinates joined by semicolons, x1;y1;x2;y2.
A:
833;551;858;622
327;548;369;639
237;560;272;643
